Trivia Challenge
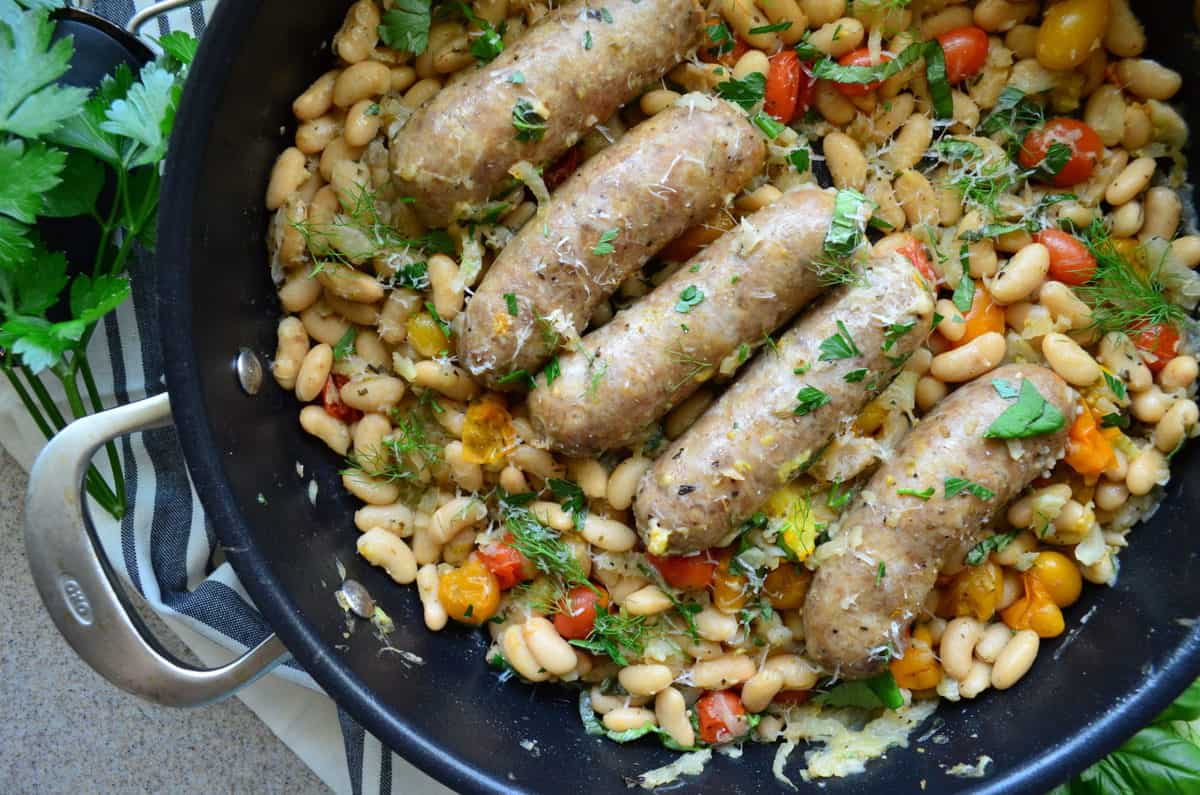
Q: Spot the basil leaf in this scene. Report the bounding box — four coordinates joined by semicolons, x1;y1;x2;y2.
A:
936;138;983;161
825;188;872;258
984;378;1067;439
952;273;975;313
333;327;357;361
923;40;953;119
814;671;903;710
1067;725;1200;795
1156;680;1200;725
1040;141;1073;177
811;41;925;85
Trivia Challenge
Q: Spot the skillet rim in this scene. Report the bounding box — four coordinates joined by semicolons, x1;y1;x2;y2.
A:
155;1;1200;793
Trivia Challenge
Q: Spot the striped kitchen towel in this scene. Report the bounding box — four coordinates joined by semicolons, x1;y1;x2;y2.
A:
0;3;449;793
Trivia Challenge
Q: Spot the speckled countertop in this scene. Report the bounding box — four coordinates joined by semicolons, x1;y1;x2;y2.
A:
0;448;329;794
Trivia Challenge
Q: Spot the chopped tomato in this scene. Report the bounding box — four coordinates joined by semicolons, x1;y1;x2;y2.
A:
898;237;938;284
646;551;718;590
772;690;813;706
476;534;530;590
711;548;749;612
1130;322;1181;373
553;585;610;640
764;49;801;124
936;26;989;83
1018;118;1104;188
438;557;501;625
1034;228;1097;285
322;374;362;424
696;690;749;744
833;48;892;96
952;282;1005;348
1065;403;1116;477
1001;572;1065;638
699;16;747;66
543;144;582;192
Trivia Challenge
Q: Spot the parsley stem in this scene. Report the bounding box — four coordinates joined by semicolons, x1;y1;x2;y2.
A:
78;356;126;516
54;361;124;519
1;359;53;442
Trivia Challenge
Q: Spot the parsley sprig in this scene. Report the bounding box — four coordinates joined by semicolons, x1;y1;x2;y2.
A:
0;7;195;520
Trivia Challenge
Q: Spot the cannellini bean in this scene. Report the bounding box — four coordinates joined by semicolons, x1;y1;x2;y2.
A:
293;70;340;121
1083;84;1126;146
813;79;857;125
295;343;334;402
763;654;821;690
975;623;1014;663
1123;102;1153;150
581;515;637;552
1108;200;1144;238
934;299;966;342
1105;156;1155;206
930;332;1005;382
1004;24;1038;59
1115;58;1182;101
522;617;578;676
266;147;309;210
1132;386;1172;423
1140;187;1181;242
607;455;651;510
1154;400;1198;453
417;564;448;631
695;606;738;643
1041;333;1101;386
941;617;984;681
624;585;674;616
974;0;1037;32
619;664;674;697
719;0;778;49
808;17;864;56
1039;281;1092;329
342;469;401;506
299;405;350;455
1099;332;1153;392
916;375;948;412
1160;356;1199;392
1127;446;1168;495
664;390;716;439
989;243;1049;304
339;375;406;413
639;88;681;116
894;169;939;227
410;522;442;566
357;528;417;584
654;688;694;748
412;360;479;401
823;131;867;191
272;317;310;391
501;624;548;681
883;115;933;173
603;707;657;733
354;502;414;535
691;654;756;690
960;660;993;699
568;458;609;499
1170;236;1200;268
509;444;559;480
1095;481;1129;512
353;413;390;458
430;496;487;543
499;464;528;494
1104;0;1145;57
279;272;322;314
740;669;785;713
991;629;1039;689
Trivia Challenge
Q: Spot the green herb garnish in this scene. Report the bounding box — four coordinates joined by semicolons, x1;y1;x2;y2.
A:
819;320;861;361
984;378;1066;439
965;531;1017;565
794;385;831;415
945;476;996;501
511;98;547;142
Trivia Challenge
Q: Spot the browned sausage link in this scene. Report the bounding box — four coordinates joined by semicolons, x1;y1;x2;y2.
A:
458;97;765;390
802;364;1076;679
528;189;836;456
390;0;704;227
634;253;936;554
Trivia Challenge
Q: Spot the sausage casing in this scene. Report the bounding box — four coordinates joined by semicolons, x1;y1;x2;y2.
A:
634;252;936;554
390;0;704;227
802;364;1075;678
458;96;765;390
528;189;836;456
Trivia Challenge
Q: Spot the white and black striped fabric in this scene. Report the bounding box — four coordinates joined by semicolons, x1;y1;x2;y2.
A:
0;3;449;793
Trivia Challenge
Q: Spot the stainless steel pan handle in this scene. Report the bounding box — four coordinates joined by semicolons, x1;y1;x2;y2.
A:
24;393;288;707
127;0;202;35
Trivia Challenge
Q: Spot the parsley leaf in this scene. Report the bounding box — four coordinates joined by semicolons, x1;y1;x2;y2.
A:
952;274;975;314
592;227;618;256
0;3;89;138
875;562;886;585
819;320;861;361
544;356;561;386
984;378;1066;439
511;98;547;142
844;368;868;383
378;0;432;54
503;292;519;316
945;476;996;501
715;71;766;110
1039;141;1073;178
1104;370;1128;401
548;477;587;531
794;385;831;415
751;110;786;139
882;321;915;352
333;327;357;361
992;378;1020;399
965;531;1017;565
424;302;452;339
897;486;934;500
751;20;793;34
788;147;810;173
674;285;705;314
99;62;178;168
813;671;904;710
0;137;65;223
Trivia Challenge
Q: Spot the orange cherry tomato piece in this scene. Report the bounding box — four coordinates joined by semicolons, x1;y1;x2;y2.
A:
953;281;1005;348
646;551;718;590
697;690;749;744
763;563;813;610
1130;322;1181;373
833;48;892;96
899;237;938;284
936;26;990;83
476;534;530;590
699;17;747;66
1065;403;1116;477
1001;572;1066;638
438;557;501;625
553;585;610;640
938;560;1005;621
1018;118;1104;188
764;49;801;124
461;394;517;465
890;624;942;691
1034;228;1098;285
711;548;749;612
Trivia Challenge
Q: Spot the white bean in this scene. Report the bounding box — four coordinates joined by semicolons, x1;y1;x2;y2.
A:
960;660;993;699
580;515;637;552
522;617;578;676
1041;333;1101;386
930;331;1006;382
1154;400;1198;453
430;496;487;543
619;664;674;697
501;624;549;681
1105;157;1155;206
989;243;1049;304
355;502;413;535
654;688;694;748
624;585;674;616
607;456;651;509
991;629;1039;689
1127;446;1168;496
740;669;784;712
417;564;448;631
603;707;657;733
975;623;1013;663
691;654;756;690
299;405;350;455
357;528;417;584
941;618;984;681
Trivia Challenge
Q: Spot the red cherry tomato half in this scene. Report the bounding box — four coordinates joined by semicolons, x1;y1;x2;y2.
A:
553;585;610;640
1018;118;1104;188
833;48;892;96
1130;322;1181;373
764;49;801;124
1033;228;1098;285
699;18;748;67
697;690;750;744
477;534;530;590
936;26;990;84
646;551;719;590
322;374;363;424
898;238;938;285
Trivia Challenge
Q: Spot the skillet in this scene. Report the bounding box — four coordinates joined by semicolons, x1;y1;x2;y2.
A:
28;1;1200;792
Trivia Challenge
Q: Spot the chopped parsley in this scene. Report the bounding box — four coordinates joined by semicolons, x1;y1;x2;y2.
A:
965;531;1018;566
882;321;915;352
788;148;810;173
378;0;432;54
592;227;619;256
992;378;1020;400
945;476;996;501
496;369;536;389
583;30;593;50
984;379;1066;439
844;368;868;383
511;98;547;142
424;302;452;339
1100;412;1130;429
794;386;831;416
705;21;735;58
875;562;886;586
715;71;766;110
750;20;792;33
1104;371;1128;401
674;285;705;314
952;274;975;314
333;327;357;361
503;292;519;316
507;71;525;84
544;356;561;386
896;486;934;500
548;477;587;531
827;480;856;510
819;320;861;361
751;110;786;139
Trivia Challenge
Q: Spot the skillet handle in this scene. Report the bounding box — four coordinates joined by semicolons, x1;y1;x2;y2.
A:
126;0;202;35
23;393;288;707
